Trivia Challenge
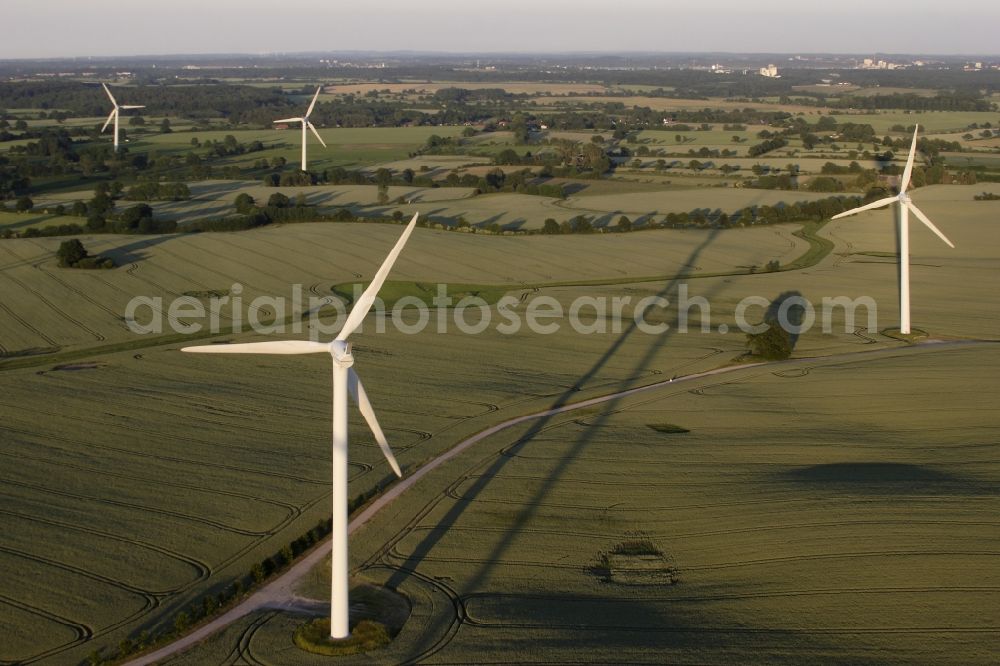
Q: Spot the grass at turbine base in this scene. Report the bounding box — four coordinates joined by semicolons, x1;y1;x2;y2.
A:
881;327;931;343
293;581;410;656
295;618;391;656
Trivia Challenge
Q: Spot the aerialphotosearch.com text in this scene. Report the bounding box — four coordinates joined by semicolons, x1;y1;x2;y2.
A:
124;283;878;338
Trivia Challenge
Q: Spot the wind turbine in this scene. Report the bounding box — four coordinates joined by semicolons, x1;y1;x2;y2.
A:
182;212;418;640
274;86;327;172
832;125;955;334
100;83;145;151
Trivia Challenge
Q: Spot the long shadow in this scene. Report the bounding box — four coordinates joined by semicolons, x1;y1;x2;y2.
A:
99;233;186;265
778;462;997;496
388;226;726;596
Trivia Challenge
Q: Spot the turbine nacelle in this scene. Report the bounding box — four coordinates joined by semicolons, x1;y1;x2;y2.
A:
329;340;353;366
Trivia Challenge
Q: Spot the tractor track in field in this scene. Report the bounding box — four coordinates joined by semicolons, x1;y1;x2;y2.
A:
0;407;366;485
63;374;436;458
380;518;1000;549
387;567;465;664
686;549;1000;572
0;544;157;611
227;610;277;666
123;340;995;665
0;245;106;342
21;240;134;331
853;326;879;344
46;378;334;464
0;477;275;538
0;593;93;659
0;507;211;583
0;447;303;529
140;242;274;321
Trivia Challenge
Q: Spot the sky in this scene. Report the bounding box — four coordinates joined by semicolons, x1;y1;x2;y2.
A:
3;0;999;59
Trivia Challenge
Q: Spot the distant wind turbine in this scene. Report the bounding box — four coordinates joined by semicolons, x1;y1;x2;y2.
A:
101;83;145;151
832;125;955;334
274;86;327;172
183;212;419;639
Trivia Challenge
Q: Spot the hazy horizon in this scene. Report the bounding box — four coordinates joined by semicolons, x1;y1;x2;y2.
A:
5;0;999;60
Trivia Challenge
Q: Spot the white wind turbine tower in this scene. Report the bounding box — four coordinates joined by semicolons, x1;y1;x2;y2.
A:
101;83;145;151
182;212;418;639
831;125;955;334
274;86;327;172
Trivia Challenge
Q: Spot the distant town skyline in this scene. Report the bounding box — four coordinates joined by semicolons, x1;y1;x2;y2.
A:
4;0;999;59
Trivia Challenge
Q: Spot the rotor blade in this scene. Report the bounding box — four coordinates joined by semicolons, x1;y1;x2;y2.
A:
101;109;117;133
308;122;327;148
347;368;402;477
305;85;322;117
273;117;304;124
900;124;919;193
102;83;117;106
121;105;145;110
907;202;955;249
181;340;329;354
830;196;897;220
336;213;419;341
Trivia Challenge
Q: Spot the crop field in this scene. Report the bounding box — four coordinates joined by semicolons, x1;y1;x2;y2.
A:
0;220;816;356
830;112;1000;134
0;275;812;665
166;342;1000;665
1;190;998;664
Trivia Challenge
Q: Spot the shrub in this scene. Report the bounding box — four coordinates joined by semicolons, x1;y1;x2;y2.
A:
746;323;793;360
646;423;690;434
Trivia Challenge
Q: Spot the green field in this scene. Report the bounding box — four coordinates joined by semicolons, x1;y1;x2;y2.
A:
165;343;1000;664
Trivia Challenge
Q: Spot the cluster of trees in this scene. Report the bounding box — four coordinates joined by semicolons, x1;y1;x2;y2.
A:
11;183;179;237
827;92;993;112
123;181;191;201
747;136;788;157
56;239;114;269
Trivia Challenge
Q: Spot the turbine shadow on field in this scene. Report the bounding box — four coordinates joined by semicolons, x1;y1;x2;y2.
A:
458;587;848;658
778;462;995;495
386;188;800;658
388;227;732;647
100;233;185;265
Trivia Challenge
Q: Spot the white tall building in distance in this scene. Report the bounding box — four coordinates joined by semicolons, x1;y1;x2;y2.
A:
759;64;779;78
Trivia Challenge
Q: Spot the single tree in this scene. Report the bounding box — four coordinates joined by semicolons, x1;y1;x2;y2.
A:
746;323;792;360
57;239;88;267
267;192;290;208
